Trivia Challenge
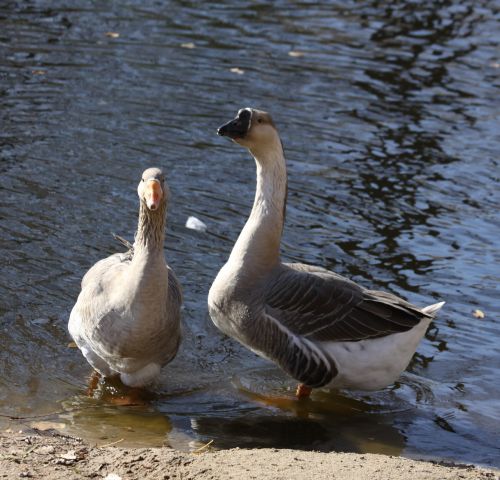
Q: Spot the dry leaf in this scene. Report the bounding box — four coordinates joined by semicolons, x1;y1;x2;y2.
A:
67;341;78;348
105;32;120;38
230;67;244;75
181;42;195;49
32;70;46;75
288;50;305;57
472;309;485;319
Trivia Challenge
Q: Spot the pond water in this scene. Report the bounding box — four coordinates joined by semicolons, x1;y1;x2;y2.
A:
1;0;499;467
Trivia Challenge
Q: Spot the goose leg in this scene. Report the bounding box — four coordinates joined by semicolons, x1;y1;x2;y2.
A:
295;383;312;399
239;389;311;417
87;370;101;396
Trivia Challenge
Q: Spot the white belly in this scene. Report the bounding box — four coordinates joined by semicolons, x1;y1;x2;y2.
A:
322;317;432;391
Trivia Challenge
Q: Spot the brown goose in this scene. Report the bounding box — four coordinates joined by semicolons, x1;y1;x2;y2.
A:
208;108;444;398
69;167;182;388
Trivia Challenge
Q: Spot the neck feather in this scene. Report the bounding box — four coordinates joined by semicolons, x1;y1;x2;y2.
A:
229;138;287;271
134;200;167;253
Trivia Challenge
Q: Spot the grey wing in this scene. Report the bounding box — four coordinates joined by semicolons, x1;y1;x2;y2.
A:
160;266;183;365
266;263;427;343
253;263;428;387
167;266;183;309
81;252;129;290
245;309;338;388
72;250;134;364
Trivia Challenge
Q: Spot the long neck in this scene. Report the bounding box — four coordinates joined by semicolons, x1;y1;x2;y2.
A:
133;200;167;257
229;138;287;273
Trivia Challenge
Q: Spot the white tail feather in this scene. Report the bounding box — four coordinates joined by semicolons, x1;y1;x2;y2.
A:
422;301;445;316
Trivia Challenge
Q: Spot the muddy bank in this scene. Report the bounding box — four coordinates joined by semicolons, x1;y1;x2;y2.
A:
1;430;498;480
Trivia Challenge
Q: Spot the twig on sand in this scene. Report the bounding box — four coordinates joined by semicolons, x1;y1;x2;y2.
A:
98;438;124;448
192;439;213;454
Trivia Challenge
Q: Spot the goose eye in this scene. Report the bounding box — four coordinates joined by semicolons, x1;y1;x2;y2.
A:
257;118;262;124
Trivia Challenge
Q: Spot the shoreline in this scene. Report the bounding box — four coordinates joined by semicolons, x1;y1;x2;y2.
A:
1;430;498;480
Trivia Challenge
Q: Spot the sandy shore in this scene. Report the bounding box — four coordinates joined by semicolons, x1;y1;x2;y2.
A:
1;430;498;480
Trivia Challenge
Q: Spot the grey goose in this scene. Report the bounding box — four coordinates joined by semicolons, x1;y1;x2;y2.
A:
208;108;444;398
69;167;182;389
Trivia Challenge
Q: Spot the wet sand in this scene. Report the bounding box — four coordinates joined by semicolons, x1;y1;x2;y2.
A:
1;430;498;480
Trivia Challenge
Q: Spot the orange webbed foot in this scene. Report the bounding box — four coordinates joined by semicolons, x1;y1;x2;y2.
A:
86;370;101;396
295;383;312;399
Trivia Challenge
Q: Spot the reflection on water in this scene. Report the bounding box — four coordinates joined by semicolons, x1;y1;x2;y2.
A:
190;414;405;455
1;0;499;468
62;400;173;448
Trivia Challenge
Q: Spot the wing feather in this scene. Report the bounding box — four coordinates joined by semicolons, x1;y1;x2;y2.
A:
246;312;337;388
264;263;426;343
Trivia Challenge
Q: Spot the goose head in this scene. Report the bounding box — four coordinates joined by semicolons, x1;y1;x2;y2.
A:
218;108;280;157
137;167;168;211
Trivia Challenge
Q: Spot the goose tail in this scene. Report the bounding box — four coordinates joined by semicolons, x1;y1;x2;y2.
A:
422;301;445;317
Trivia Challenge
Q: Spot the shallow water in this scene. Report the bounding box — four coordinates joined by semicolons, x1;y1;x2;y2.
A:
1;0;499;467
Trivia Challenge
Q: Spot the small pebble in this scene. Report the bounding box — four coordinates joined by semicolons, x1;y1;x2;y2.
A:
60;450;77;460
104;474;122;480
36;445;55;455
31;421;66;431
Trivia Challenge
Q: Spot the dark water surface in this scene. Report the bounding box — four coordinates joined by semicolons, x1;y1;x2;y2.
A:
1;0;499;466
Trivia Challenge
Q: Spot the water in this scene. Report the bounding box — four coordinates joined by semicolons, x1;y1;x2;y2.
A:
1;0;499;467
